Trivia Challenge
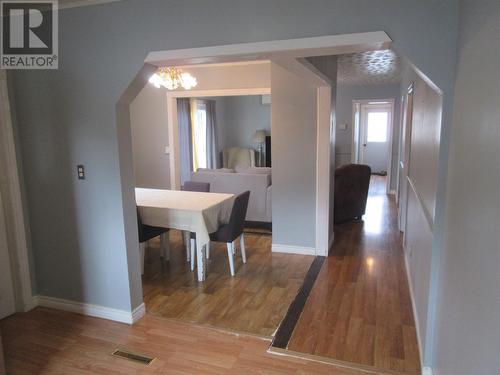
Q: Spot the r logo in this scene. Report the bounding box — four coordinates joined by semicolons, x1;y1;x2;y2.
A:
2;2;52;53
1;1;58;68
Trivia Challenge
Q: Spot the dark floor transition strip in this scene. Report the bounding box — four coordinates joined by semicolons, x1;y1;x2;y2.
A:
271;255;326;349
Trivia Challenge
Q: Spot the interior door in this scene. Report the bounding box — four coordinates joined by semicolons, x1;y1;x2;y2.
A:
0;192;16;319
360;104;391;173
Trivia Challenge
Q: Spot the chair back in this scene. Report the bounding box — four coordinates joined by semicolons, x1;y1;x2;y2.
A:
334;164;371;224
226;191;250;240
182;181;210;192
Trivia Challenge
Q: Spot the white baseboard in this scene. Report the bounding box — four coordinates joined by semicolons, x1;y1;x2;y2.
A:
329;232;335;251
272;243;316;255
33;295;145;325
132;302;146;323
404;252;425;372
422;366;434;375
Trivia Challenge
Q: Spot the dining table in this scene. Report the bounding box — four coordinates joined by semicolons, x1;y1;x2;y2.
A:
135;188;235;281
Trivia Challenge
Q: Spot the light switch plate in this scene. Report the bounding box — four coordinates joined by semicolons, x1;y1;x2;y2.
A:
164;146;170;154
77;165;85;180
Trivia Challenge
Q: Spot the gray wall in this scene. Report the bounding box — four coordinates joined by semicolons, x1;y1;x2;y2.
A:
130;84;170;189
271;63;317;248
335;83;401;190
8;0;459;314
217;95;270;153
432;1;500;374
401;69;443;363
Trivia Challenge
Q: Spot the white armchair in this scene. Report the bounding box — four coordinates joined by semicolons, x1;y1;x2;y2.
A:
222;147;255;170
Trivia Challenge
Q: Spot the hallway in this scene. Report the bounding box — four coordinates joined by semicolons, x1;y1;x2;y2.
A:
286;176;421;374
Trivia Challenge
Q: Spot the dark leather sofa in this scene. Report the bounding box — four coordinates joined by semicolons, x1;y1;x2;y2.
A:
334;164;371;224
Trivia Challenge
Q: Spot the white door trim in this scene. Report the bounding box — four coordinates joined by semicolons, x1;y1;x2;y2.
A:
165;87;271;190
315;86;332;256
0;70;34;312
351;101;361;163
146;31;391;67
352;98;395;194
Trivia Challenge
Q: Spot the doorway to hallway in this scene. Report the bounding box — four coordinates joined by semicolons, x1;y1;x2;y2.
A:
352;100;395;193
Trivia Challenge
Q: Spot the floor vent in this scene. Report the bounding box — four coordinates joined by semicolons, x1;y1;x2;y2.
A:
111;349;155;365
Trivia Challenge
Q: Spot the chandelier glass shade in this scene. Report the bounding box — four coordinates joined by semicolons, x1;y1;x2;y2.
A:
149;67;198;90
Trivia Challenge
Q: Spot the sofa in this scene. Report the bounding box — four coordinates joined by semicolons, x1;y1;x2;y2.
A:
334;164;371;224
190;167;272;223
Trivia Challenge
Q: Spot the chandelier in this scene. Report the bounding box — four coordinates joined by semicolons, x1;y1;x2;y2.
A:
149;67;198;90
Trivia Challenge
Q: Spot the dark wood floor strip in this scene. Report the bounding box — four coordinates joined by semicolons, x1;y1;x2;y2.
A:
271;255;326;349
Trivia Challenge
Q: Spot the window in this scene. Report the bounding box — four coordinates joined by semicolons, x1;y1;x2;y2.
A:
367;111;388;142
192;102;207;169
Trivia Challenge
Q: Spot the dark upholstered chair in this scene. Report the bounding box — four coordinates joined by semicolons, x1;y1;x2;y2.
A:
334;164;371;224
182;181;211;269
137;208;169;275
209;191;250;276
182;181;210;192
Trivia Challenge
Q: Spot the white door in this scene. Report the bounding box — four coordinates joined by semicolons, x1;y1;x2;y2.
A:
0;192;16;319
360;104;392;174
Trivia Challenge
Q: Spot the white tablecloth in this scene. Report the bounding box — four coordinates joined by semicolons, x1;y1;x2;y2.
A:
135;188;235;248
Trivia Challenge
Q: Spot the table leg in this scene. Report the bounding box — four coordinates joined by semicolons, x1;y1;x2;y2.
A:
184;231;191;262
196;240;206;282
190;238;196;271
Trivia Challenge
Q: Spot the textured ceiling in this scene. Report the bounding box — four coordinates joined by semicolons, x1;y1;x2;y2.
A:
337;49;401;85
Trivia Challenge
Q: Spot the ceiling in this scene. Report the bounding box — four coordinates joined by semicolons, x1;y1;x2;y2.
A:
337;49;401;85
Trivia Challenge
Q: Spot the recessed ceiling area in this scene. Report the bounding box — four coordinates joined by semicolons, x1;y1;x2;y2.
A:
337;49;401;85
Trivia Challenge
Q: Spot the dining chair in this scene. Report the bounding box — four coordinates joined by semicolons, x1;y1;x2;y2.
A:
137;208;169;275
182;181;210;192
181;181;210;270
208;191;250;276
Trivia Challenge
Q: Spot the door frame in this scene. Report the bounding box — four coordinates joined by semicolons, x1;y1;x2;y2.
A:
116;31;393;282
165;87;271;190
351;98;395;194
398;83;414;233
0;70;34;312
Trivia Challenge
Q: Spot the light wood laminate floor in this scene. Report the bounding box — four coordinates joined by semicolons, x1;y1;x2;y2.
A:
1;307;377;375
287;176;421;374
142;230;314;337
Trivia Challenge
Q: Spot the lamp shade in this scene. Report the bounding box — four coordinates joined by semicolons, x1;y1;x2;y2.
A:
254;130;266;143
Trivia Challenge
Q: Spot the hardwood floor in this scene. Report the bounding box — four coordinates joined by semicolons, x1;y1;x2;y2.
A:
142;230;314;336
0;177;420;374
287;176;421;374
1;307;375;374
